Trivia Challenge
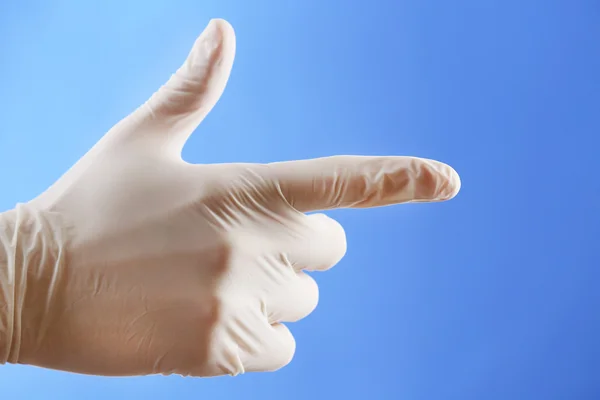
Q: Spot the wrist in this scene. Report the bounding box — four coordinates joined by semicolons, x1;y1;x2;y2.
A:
0;204;64;365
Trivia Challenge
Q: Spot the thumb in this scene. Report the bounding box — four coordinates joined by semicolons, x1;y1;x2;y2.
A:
124;19;236;155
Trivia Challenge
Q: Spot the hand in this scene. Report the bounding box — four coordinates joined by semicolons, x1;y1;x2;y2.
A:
8;19;460;377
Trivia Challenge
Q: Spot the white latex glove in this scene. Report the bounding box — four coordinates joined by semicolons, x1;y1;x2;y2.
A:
0;19;460;377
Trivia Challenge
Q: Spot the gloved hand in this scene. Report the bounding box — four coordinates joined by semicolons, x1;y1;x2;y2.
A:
0;19;460;377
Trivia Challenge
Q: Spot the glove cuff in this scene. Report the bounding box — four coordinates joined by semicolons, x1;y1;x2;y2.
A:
0;203;64;365
0;207;20;364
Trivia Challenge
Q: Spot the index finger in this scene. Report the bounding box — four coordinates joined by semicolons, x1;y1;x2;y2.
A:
268;156;461;212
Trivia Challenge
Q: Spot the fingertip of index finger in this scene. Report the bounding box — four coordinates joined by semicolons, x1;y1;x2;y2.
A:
447;165;461;199
409;157;462;202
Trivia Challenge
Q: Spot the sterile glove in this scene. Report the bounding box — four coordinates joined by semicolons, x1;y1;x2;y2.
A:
0;19;460;377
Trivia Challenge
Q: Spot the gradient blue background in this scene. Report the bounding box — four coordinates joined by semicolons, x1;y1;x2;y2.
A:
1;1;599;399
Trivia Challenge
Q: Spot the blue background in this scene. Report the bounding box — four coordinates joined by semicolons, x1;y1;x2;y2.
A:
1;1;599;399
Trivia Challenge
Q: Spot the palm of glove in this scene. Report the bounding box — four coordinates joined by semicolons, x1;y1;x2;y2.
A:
11;19;460;377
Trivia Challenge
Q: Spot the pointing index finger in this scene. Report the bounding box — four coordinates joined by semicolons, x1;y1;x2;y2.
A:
269;156;461;212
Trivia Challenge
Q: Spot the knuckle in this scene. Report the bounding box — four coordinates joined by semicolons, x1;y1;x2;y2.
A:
310;213;347;268
303;273;320;313
272;326;296;370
